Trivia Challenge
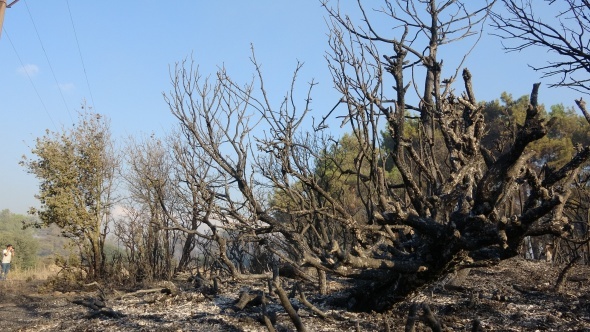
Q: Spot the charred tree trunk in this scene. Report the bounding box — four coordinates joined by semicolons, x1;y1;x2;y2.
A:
177;232;196;272
162;0;590;315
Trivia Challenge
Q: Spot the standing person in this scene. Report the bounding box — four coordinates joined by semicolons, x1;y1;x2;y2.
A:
1;244;14;280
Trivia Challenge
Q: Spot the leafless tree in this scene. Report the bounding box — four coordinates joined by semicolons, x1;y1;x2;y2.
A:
161;0;590;313
162;57;287;282
552;173;590;264
491;0;590;93
117;135;177;282
317;0;589;311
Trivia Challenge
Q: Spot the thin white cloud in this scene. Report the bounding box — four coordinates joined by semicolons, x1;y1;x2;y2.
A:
17;64;40;77
58;83;75;92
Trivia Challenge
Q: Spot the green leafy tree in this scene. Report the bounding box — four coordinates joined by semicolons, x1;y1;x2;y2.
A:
532;104;590;168
316;133;378;222
21;111;118;279
0;209;39;269
481;93;590;169
480;93;542;156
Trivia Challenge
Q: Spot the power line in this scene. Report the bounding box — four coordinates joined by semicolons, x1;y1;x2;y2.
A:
3;27;57;130
65;0;96;111
23;0;73;123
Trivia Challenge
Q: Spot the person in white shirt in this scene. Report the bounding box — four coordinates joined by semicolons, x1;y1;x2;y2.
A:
1;244;15;280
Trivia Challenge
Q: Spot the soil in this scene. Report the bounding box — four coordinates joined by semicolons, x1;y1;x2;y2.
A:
0;257;589;331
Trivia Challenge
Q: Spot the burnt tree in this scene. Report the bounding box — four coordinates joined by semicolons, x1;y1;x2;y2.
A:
163;1;590;313
321;0;590;311
491;0;590;94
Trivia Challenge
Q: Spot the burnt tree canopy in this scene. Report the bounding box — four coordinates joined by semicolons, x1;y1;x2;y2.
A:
163;0;590;313
491;0;590;94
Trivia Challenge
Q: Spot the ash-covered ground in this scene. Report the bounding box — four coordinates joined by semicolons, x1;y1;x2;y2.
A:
0;257;589;331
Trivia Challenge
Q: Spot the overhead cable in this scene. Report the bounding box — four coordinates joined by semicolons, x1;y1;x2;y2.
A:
65;0;96;111
24;0;73;123
3;27;57;130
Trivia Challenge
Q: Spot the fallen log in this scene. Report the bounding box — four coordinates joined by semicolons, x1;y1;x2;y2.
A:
118;287;175;299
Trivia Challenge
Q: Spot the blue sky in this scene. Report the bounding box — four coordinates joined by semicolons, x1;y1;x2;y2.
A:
0;1;583;215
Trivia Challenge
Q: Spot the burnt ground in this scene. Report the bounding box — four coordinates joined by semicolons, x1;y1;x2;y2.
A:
0;257;589;331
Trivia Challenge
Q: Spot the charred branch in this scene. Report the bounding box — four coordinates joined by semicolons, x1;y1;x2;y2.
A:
491;1;590;93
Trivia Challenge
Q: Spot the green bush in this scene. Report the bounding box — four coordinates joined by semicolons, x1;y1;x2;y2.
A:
0;209;39;269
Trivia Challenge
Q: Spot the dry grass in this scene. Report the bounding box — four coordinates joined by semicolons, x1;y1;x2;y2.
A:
0;264;61;300
3;263;60;282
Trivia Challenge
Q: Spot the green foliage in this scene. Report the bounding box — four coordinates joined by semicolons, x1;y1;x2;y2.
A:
480;93;541;155
481;93;588;168
315;133;368;217
103;241;124;262
532;104;590;168
0;209;39;269
21;110;118;279
272;132;399;224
